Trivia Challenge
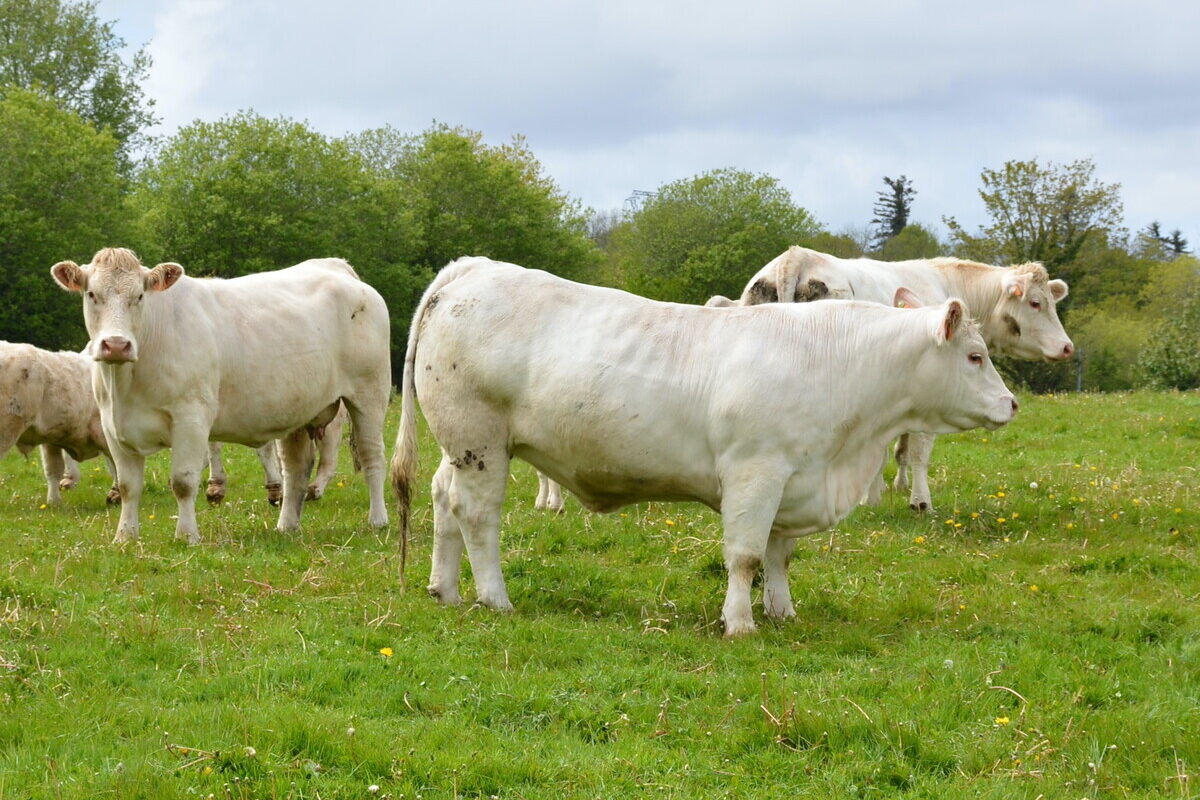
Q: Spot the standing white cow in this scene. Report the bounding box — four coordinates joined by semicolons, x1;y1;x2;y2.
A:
392;258;1016;635
50;248;390;544
730;246;1073;511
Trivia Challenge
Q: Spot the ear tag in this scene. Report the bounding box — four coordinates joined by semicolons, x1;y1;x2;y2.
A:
1013;285;1024;298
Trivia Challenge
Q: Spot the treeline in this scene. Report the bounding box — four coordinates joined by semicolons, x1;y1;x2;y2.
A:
1;0;1197;391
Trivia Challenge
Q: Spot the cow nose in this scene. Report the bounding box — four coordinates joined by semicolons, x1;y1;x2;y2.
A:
100;336;132;360
1062;342;1075;358
1010;397;1020;415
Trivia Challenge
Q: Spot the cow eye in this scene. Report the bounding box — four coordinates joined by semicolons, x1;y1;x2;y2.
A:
86;291;95;302
1029;300;1042;311
969;353;984;365
134;293;144;304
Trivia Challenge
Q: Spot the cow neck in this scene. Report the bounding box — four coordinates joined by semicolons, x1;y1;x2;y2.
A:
939;268;1007;350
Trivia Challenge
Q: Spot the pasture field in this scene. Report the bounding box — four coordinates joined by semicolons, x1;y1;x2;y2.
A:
0;391;1198;799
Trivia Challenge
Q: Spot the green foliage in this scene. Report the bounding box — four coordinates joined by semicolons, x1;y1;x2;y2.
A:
1140;287;1200;389
878;223;942;262
944;158;1124;283
134;112;430;382
807;230;865;259
0;87;130;349
617;168;822;303
0;393;1198;798
0;0;155;171
346;123;600;281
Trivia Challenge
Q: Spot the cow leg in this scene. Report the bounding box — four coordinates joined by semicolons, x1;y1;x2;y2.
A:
906;432;936;512
534;471;564;513
103;453;121;505
205;441;227;504
59;450;81;492
40;445;66;504
255;442;283;506
862;446;889;506
893;434;911;494
171;426;211;545
428;457;465;605
446;449;512;611
763;532;798;620
343;398;388;528
111;447;145;544
276;429;315;531
719;470;786;637
306;410;342;500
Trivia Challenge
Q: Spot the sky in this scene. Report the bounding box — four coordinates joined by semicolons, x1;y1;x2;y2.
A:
97;0;1200;241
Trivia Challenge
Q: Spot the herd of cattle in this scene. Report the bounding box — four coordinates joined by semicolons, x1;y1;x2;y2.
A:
0;246;1073;635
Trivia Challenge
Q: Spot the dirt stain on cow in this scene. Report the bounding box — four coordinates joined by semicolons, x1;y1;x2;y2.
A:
795;279;830;303
745;278;779;305
1003;314;1021;337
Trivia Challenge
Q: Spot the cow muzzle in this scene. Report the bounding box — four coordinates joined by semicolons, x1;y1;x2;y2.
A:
1044;340;1075;362
984;395;1018;429
96;336;136;363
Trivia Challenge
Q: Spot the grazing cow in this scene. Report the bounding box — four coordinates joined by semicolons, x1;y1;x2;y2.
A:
0;342;118;504
731;246;1073;511
51;248;390;544
392;258;1016;635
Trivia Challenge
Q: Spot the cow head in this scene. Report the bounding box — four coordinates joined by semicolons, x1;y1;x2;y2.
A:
896;289;1017;432
986;262;1073;362
51;248;184;364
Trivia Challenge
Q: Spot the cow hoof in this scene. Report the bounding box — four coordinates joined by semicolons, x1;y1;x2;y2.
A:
909;501;930;513
721;619;757;638
106;489;122;505
474;596;514;612
428;586;463;605
112;529;138;545
205;483;225;505
175;529;201;545
59;477;78;491
305;484;322;501
265;483;282;506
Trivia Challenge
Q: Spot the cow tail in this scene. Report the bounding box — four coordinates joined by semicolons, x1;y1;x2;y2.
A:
390;257;487;584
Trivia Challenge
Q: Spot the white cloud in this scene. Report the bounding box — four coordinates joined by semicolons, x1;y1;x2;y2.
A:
99;0;1200;238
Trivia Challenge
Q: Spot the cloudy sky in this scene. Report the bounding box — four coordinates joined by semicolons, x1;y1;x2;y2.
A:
98;0;1200;240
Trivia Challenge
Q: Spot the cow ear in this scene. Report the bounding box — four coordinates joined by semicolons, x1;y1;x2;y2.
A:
51;261;86;293
893;287;923;309
145;262;184;292
935;299;966;344
1003;270;1030;299
1048;279;1069;301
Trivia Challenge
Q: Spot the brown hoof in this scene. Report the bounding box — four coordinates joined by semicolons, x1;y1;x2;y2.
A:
266;483;282;506
106;489;122;505
205;483;225;505
59;478;79;491
305;484;322;501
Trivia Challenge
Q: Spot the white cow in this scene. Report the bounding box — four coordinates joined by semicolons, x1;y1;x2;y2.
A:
392;258;1016;636
51;248;390;544
0;342;318;508
0;342;118;504
731;246;1073;511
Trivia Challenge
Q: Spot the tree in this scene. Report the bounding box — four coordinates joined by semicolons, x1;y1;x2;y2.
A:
1166;229;1190;258
0;88;130;349
347;123;600;282
0;0;155;170
135;112;428;382
615;168;822;303
1140;287;1200;390
944;158;1124;284
871;175;915;249
878;223;942;262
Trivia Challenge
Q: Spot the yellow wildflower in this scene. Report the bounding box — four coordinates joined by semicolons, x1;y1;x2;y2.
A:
970;512;980;519
995;716;1010;725
997;517;1007;524
379;647;393;657
913;536;926;544
997;491;1006;498
664;519;676;527
39;503;47;510
1029;585;1039;592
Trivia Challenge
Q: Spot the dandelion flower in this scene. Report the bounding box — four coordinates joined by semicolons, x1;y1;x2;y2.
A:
914;536;926;544
997;491;1006;498
39;503;47;510
995;716;1010;725
1066;523;1075;530
1029;585;1039;592
970;512;980;519
664;519;676;527
379;647;393;657
1011;512;1019;519
997;517;1007;524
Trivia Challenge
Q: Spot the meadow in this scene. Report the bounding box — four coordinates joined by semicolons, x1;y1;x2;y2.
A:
0;391;1197;799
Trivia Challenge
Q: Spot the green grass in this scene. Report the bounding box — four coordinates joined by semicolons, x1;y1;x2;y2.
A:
0;390;1197;799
